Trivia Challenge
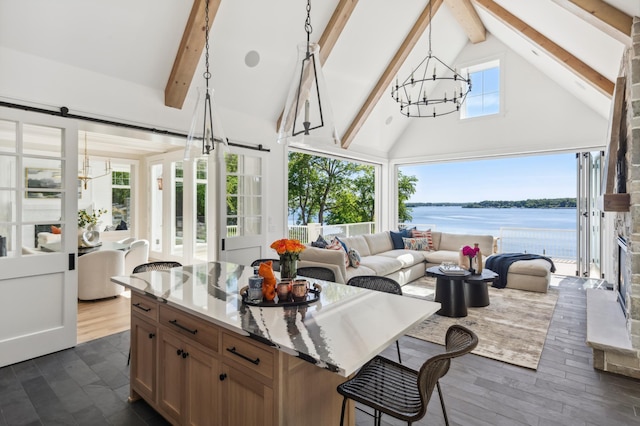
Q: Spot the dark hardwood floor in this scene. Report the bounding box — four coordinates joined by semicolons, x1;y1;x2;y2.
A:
0;275;638;425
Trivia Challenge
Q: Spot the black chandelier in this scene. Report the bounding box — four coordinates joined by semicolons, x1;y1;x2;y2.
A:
391;1;471;118
185;0;228;160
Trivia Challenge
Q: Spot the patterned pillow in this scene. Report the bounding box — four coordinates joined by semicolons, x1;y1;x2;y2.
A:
348;248;361;268
411;229;434;250
326;237;349;267
402;237;431;251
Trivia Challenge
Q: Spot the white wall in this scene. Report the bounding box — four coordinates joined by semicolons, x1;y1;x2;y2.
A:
390;36;609;163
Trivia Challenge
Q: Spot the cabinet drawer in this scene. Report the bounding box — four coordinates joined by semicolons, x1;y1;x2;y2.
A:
222;332;275;380
131;292;159;322
159;305;219;352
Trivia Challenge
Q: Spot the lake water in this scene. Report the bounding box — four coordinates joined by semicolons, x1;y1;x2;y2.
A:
404;205;576;235
404;205;577;258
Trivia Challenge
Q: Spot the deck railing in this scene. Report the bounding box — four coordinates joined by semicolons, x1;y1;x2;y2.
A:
498;227;576;260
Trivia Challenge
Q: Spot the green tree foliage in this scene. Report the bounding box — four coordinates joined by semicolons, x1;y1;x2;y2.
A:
398;172;418;222
288;152;418;225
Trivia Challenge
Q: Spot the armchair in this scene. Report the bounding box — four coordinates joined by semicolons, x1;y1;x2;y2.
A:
78;250;125;300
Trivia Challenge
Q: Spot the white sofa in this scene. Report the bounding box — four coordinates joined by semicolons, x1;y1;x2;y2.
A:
298;231;494;285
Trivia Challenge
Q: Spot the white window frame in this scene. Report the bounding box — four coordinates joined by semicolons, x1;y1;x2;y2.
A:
460;58;503;120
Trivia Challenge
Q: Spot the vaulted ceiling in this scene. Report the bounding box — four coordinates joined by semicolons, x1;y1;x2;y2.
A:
0;0;637;159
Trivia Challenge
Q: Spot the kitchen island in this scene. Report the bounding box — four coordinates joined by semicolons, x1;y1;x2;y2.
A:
112;261;440;425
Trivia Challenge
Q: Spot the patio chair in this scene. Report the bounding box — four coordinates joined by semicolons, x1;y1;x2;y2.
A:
296;266;335;282
337;325;478;426
133;261;182;273
346;275;403;363
250;258;280;272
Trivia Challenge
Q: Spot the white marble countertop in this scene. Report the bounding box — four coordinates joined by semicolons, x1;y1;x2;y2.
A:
111;261;440;377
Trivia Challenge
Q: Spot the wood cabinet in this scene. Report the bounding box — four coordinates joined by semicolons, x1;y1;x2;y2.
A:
128;294;353;426
157;329;218;426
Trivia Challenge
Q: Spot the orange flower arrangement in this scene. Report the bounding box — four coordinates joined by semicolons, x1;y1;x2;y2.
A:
270;238;306;258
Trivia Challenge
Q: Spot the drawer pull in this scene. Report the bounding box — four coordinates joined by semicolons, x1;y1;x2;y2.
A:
226;346;260;365
133;303;151;312
148;333;155;339
219;373;227;381
169;319;198;335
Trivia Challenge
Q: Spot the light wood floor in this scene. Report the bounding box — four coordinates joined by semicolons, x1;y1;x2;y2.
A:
77;290;131;344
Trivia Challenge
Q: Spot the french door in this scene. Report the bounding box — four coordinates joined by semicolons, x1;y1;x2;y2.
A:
0;107;78;367
217;148;266;266
577;151;603;278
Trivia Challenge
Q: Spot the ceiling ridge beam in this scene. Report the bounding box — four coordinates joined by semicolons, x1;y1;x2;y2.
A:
550;0;632;45
341;0;444;149
164;0;222;110
443;0;486;43
275;0;359;131
472;0;614;97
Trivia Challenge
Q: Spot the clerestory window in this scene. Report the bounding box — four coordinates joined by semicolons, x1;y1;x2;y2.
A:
461;59;501;119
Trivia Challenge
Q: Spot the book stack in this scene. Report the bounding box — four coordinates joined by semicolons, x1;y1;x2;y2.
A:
438;264;467;275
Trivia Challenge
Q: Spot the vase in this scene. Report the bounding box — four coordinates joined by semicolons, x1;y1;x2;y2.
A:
280;254;298;279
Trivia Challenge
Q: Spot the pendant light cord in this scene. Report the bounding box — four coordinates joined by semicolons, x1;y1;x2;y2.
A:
204;0;211;90
428;0;432;57
305;0;312;57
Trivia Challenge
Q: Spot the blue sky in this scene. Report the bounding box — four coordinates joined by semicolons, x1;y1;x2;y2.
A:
399;153;576;203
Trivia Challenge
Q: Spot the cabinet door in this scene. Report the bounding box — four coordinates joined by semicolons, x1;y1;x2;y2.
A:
158;331;185;423
220;363;274;426
185;344;219;426
130;316;157;402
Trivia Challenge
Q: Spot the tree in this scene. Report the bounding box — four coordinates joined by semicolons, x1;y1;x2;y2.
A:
288;152;418;226
398;171;418;223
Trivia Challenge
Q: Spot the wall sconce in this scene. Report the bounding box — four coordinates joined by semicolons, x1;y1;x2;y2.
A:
157;177;163;191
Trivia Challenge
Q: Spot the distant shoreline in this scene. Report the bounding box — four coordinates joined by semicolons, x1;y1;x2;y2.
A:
406;198;576;209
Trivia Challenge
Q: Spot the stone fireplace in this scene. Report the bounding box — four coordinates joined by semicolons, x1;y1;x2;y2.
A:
587;17;640;379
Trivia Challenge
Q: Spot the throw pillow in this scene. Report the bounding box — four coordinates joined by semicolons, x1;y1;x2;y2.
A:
411;229;434;250
51;225;62;234
326;237;349;267
348;248;361;268
336;236;348;253
402;237;431;251
311;234;328;248
389;231;405;250
400;226;416;238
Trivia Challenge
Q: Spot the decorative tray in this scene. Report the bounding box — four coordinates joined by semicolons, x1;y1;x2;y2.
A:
239;282;322;307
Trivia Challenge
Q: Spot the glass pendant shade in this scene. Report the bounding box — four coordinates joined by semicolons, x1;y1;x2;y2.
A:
185;87;228;160
277;42;339;146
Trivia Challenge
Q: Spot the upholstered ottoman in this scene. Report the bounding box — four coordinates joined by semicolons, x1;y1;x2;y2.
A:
503;258;552;293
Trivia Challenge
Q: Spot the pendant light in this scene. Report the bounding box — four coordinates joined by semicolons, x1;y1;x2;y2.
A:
277;0;339;146
184;0;228;160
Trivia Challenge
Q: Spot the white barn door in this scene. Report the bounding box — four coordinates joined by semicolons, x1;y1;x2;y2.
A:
217;149;266;266
0;107;78;367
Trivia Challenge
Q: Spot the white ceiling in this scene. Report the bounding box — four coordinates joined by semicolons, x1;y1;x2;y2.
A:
0;0;636;159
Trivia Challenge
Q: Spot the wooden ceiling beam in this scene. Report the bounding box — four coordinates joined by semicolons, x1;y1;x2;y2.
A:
164;0;222;110
341;0;443;149
443;0;486;43
276;0;359;131
550;0;632;44
473;0;614;97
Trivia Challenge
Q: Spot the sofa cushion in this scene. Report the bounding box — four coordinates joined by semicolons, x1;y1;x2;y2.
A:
363;232;393;254
402;237;431;251
359;255;403;276
411;229;434;250
389;231;405;250
506;258;552;277
326;238;349;267
341;235;371;257
424;250;461;265
378;249;425;268
344;264;377;282
348;248;361;268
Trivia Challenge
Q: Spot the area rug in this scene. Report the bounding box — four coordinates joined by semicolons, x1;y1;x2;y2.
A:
403;276;559;370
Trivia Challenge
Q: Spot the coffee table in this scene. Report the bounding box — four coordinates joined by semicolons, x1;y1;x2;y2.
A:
426;266;499;317
464;269;499;307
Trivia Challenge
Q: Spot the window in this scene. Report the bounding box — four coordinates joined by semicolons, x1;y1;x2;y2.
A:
461;59;500;119
111;169;131;228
